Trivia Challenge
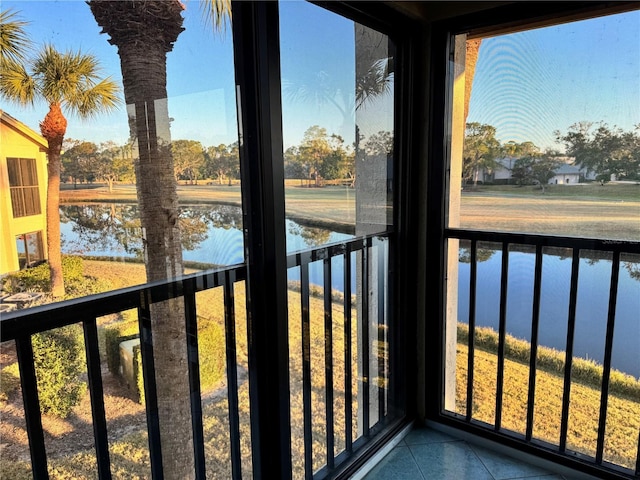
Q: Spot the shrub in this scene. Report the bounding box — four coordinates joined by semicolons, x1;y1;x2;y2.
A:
0;363;21;401
1;256;112;299
134;343;144;404
2;261;50;293
32;325;86;418
133;318;225;405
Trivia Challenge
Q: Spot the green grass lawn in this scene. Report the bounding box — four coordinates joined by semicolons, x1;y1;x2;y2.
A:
470;182;640;201
61;181;640;241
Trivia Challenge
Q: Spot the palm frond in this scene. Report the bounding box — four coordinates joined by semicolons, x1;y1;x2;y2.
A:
283;70;351;118
31;44;121;113
0;58;36;106
0;9;32;63
355;57;393;110
197;0;231;34
70;78;120;118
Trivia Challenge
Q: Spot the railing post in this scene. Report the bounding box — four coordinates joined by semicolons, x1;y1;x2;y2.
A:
231;2;292;477
15;336;49;479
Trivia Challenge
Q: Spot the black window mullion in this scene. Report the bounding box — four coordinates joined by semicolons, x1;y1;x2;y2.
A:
376;238;387;419
361;242;370;437
137;291;164;478
300;254;314;479
231;2;292;477
344;248;354;453
222;270;242;480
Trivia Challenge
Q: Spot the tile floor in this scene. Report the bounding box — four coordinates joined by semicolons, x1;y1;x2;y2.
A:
362;426;575;480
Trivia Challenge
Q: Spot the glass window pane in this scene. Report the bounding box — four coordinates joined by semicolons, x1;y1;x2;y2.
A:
451;12;640;241
2;0;242;294
280;3;396;476
280;1;394;254
444;10;640;474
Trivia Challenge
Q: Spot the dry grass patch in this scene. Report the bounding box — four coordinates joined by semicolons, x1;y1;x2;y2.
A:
456;343;640;470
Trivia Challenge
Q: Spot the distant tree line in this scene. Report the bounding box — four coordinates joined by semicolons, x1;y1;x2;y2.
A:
62;124;394;189
463;121;640;188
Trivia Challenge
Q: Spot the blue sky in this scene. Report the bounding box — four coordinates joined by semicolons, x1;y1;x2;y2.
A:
469;10;639;151
1;1;638;152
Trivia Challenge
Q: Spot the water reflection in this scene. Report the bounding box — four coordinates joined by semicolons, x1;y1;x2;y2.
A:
60;203;351;267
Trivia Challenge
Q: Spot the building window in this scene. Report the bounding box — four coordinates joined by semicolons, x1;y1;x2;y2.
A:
7;157;41;217
16;231;44;269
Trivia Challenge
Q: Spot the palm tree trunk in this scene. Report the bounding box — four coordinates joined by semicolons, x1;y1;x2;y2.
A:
40;103;66;298
464;39;481;123
117;39;193;478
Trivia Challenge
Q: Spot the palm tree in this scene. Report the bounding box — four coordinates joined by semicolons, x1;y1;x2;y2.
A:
0;38;119;298
88;1;230;477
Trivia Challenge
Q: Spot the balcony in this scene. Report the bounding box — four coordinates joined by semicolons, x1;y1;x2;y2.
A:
1;230;638;479
1;1;638;479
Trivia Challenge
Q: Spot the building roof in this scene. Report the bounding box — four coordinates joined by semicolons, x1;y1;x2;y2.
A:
494;157;582;176
0;110;48;151
554;164;581;175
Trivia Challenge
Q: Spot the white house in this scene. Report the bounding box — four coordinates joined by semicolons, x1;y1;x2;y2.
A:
480;156;588;185
549;164;582;184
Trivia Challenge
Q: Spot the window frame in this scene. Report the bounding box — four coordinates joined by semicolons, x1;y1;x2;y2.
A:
7;157;42;218
16;231;45;269
424;3;640;480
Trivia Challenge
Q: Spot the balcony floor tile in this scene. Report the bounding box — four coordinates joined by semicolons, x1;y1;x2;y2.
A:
362;426;569;480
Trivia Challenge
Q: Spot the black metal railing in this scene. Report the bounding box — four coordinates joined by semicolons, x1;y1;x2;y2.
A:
443;228;640;480
286;234;394;479
0;233;398;479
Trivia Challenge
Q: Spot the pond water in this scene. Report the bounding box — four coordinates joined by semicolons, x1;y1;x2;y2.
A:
457;248;640;378
59;202;353;287
59;203;639;377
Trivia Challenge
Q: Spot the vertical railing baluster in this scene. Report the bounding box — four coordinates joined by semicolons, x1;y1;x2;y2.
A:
222;270;242;480
466;239;478;421
344;248;353;453
323;252;335;469
183;279;205;479
377;239;386;420
526;245;544;441
596;251;621;464
361;241;370;437
300;253;313;479
635;428;640;476
15;336;48;479
138;290;164;478
83;319;112;479
559;248;581;452
495;242;509;430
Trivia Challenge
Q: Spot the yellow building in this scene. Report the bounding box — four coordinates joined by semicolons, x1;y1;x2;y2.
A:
0;110;49;275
